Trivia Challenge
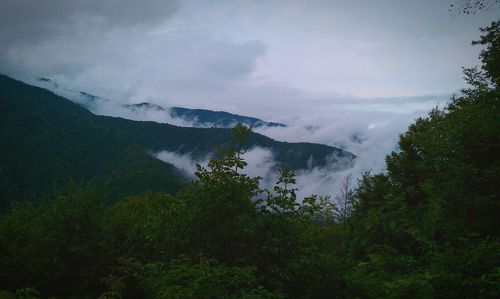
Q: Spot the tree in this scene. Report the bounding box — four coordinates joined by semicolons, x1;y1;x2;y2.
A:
471;21;500;87
345;20;500;298
333;174;355;230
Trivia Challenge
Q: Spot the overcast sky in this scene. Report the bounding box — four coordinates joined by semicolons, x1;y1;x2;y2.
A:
1;0;498;116
1;0;498;195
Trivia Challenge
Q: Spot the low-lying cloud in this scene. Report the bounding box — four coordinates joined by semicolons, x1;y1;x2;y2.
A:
155;147;278;183
154;141;387;201
37;76;446;200
0;0;463;200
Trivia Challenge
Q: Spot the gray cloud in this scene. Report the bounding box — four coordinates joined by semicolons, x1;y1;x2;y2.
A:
35;74;444;200
1;0;495;104
0;0;176;79
0;0;177;38
151;105;433;201
0;0;266;103
0;0;490;198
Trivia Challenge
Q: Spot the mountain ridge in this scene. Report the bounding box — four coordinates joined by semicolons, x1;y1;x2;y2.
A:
34;77;286;129
0;75;188;208
169;106;286;128
0;74;354;206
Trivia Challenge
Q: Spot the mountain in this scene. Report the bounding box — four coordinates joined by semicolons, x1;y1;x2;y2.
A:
98;116;353;171
124;102;166;112
0;75;354;207
169;106;286;128
34;77;286;128
121;103;286;128
0;76;184;208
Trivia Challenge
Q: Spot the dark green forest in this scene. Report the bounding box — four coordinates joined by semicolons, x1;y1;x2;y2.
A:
0;22;499;298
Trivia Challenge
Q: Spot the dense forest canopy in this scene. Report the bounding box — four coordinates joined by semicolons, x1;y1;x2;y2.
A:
0;21;499;299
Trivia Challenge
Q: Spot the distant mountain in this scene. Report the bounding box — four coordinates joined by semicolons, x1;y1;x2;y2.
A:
169;106;286;128
121;102;286;128
35;77;286;129
98;116;353;171
124;102;166;112
0;75;355;207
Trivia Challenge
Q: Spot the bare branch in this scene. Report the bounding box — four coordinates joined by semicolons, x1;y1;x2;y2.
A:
449;0;500;17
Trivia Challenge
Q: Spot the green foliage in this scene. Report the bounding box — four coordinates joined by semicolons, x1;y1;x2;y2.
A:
264;169;299;214
472;20;500;86
0;21;499;299
0;124;350;298
141;257;284;299
344;20;500;298
0;288;42;299
0;75;184;208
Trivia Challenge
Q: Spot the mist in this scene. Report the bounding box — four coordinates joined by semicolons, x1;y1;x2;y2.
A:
37;76;445;199
154;143;374;201
2;0;487;199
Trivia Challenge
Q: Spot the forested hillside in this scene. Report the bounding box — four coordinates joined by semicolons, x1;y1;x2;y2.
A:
98;116;352;170
0;75;352;208
0;20;498;299
0;76;184;208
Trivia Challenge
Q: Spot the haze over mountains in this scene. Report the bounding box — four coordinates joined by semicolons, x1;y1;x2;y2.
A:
0;74;355;208
0;1;498;297
35;77;287;129
29;75;447;197
0;0;490;193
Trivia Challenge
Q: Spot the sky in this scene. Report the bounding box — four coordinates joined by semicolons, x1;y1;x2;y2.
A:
1;0;498;111
1;0;499;196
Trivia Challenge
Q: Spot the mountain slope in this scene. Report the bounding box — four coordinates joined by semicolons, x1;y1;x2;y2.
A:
0;75;354;207
169;106;286;128
98;116;353;171
35;77;286;129
0;75;184;208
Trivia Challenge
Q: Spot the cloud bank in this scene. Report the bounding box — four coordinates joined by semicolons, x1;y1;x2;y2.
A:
1;0;495;111
1;0;488;199
36;74;445;199
0;0;267;108
154;146;356;200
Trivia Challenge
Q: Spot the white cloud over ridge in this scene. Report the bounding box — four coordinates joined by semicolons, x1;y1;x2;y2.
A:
155;147;278;183
0;0;484;198
151;104;427;200
35;74;445;199
154;146;357;200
